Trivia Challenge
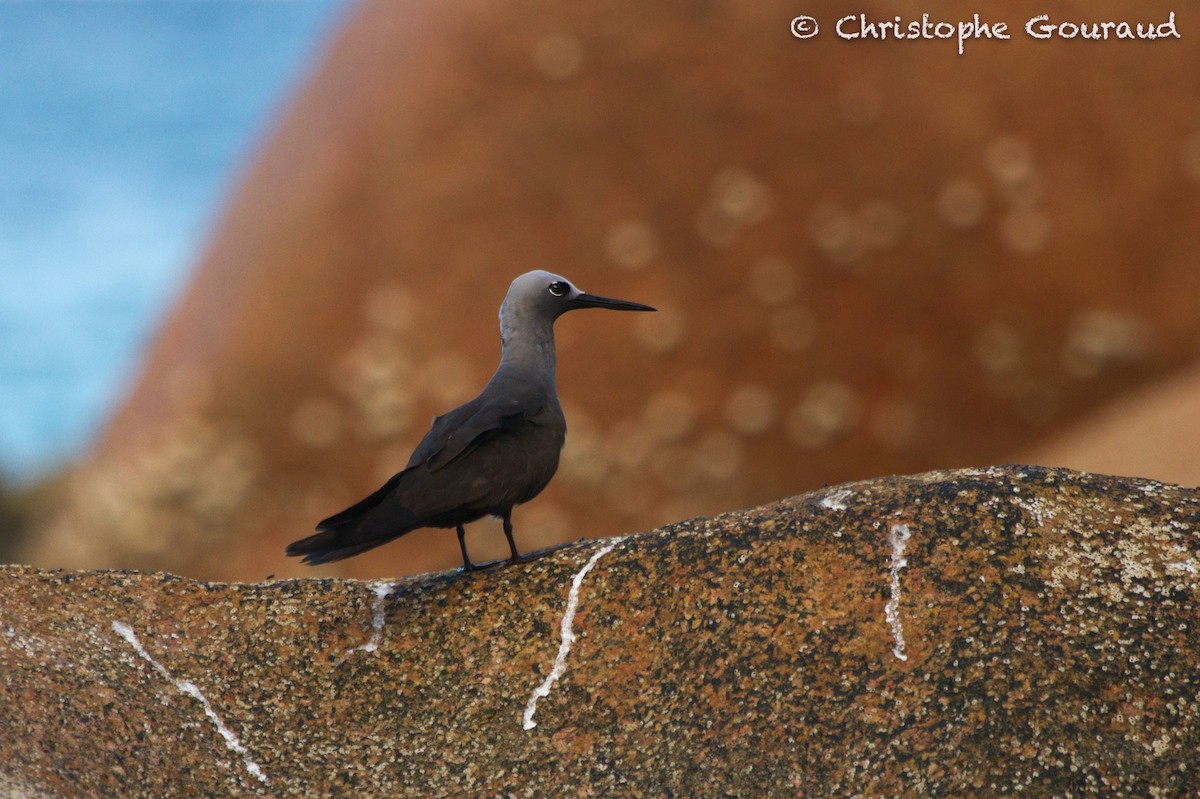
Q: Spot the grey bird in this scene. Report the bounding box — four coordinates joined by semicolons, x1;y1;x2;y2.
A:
286;270;655;570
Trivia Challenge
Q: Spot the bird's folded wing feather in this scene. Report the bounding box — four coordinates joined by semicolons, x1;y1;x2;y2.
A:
315;395;543;532
314;470;404;531
414;392;546;472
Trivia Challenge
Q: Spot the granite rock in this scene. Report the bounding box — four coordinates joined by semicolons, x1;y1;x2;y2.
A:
4;465;1199;797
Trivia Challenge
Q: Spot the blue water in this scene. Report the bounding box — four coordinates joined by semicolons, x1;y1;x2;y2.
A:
0;0;349;480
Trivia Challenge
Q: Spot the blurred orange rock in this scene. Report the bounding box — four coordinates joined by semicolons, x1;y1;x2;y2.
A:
23;0;1200;578
1022;364;1200;488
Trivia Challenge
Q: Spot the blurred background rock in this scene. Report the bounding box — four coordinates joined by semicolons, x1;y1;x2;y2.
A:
0;481;30;563
6;0;1200;579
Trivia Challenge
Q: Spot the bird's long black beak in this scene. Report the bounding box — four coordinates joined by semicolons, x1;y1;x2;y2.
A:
569;292;657;312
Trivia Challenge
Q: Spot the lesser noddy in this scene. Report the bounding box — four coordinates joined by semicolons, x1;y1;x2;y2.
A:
286;270;655;570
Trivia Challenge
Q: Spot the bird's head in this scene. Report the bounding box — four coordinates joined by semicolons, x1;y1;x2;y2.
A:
499;270;655;339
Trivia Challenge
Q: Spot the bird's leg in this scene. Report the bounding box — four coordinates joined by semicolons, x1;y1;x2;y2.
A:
502;510;561;564
502;511;522;563
457;525;476;572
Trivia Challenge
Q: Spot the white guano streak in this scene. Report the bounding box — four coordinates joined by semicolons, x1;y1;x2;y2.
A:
111;621;269;785
885;523;912;662
522;539;622;731
820;488;852;511
338;581;395;664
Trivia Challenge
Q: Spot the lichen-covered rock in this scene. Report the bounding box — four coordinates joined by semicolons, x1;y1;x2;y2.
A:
3;466;1199;797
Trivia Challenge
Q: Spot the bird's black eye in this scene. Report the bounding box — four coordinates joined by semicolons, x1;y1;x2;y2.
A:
548;281;570;297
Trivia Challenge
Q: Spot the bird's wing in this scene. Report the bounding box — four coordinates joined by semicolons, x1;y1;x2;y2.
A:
314;471;405;531
405;397;482;468
310;396;528;532
419;392;544;471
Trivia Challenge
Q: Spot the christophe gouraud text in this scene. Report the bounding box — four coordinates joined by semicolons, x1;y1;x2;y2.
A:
788;12;1180;55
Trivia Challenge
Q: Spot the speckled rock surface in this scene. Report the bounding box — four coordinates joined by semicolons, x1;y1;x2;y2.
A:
4;466;1199;797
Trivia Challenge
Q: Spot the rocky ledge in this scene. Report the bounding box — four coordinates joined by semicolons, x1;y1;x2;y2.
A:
2;465;1199;797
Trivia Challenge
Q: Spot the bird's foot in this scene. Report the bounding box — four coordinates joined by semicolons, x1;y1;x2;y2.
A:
508;542;574;565
458;558;505;574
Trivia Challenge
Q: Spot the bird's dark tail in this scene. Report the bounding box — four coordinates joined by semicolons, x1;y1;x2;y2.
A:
284;530;398;565
285;471;416;565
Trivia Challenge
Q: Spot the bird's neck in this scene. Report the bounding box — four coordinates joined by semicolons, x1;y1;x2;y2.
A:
497;325;557;388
